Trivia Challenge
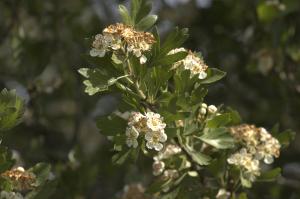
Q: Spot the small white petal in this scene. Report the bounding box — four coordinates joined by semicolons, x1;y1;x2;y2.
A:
146;141;154;149
159;133;168;142
198;71;207;79
154;143;164;151
264;155;274;164
145;132;153;141
208;105;218;114
140;55;147;64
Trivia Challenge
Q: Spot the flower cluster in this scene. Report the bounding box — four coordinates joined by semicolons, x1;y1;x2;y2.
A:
90;23;156;64
227;148;260;181
152;144;182;176
126;111;167;151
229;124;281;164
168;48;209;79
1;167;36;191
227;124;281;182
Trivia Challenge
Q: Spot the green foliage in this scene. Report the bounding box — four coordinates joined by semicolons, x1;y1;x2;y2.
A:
0;89;25;132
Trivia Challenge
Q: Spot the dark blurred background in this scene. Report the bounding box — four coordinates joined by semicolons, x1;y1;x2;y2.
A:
0;0;300;198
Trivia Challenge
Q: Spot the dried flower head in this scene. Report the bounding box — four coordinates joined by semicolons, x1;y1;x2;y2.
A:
91;23;155;64
229;124;281;164
1;167;36;191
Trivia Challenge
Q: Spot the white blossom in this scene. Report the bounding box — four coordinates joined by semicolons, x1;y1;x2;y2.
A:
145;112;166;132
152;160;165;176
145;131;167;151
208;105;218;114
126;127;139;148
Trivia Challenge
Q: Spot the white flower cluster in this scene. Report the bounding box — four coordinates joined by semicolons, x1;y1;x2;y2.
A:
126;112;167;151
227;148;260;181
152;144;183;176
168;48;209;79
227;124;281;182
90;23;155;64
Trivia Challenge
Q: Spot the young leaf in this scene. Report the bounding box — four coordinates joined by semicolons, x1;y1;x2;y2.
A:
112;149;132;165
119;5;132;25
160;28;189;56
0;89;25;132
206;113;233;128
135;15;158;31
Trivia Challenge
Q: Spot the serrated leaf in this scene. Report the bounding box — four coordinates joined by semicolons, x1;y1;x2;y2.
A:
199;68;226;84
0;89;25;132
160;27;189;56
196;128;234;149
136;15;157;30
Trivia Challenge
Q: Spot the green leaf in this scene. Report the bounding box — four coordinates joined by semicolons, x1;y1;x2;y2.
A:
188;150;211;166
206;114;233;128
131;0;152;24
78;68;128;96
199;68;226;84
161;187;180;199
257;168;281;182
96;114;127;136
275;129;295;148
151;51;188;68
0;146;14;173
28;163;51;186
196;128;234;149
0;89;25;132
112;149;132;165
160;28;189;56
257;3;280;23
119;5;132;25
135;15;157;31
165;128;178;139
146;178;173;194
238;193;248;199
25;179;57;199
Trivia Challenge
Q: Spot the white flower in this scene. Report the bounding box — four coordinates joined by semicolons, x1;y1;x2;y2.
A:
154;144;182;161
152;160;165;176
208;105;217;114
198;71;207;79
126;127;139;148
139;55;147;64
145;112;166;132
145;131;167;151
90;48;106;57
200;107;207;115
216;189;231;199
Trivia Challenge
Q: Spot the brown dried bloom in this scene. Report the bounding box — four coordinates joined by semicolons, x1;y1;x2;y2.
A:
229;124;281;164
1;167;36;191
91;23;155;64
